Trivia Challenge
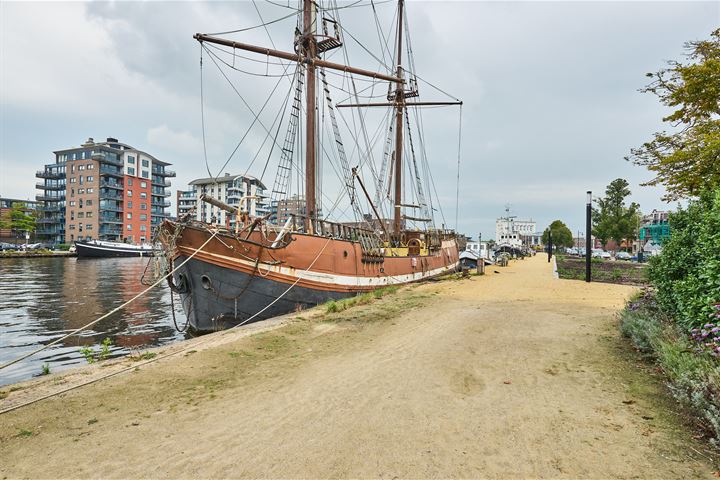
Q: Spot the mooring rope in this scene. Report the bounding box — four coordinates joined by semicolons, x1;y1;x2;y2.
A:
0;229;220;372
0;236;333;415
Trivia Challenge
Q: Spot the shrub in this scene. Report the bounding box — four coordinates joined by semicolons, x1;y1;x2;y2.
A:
648;189;720;328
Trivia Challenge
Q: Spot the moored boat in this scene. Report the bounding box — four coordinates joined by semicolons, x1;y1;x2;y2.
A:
156;0;464;333
75;240;156;258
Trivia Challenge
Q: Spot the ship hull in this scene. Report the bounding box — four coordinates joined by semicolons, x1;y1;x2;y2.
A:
162;223;459;333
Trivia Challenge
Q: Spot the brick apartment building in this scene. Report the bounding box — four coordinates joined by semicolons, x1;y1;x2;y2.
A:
35;137;174;245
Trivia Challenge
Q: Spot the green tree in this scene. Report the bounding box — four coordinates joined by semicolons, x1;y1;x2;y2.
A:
627;29;720;201
592;179;641;250
0;202;36;239
542;220;574;249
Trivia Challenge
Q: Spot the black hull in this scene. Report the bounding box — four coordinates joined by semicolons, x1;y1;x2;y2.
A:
172;255;352;333
75;242;156;258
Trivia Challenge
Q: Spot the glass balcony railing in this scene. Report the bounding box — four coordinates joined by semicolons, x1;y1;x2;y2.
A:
92;152;123;167
36;194;66;202
36;182;65;190
36;170;65;179
152;168;176;177
100;180;123;190
99;190;122;200
99;166;123;177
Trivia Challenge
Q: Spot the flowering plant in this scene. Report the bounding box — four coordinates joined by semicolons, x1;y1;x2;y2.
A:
689;304;720;356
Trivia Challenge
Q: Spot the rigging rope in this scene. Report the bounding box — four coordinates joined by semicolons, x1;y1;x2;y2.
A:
0;230;221;372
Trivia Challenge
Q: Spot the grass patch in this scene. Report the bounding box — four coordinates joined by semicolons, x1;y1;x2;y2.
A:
15;429;33;438
130;352;157;362
557;255;648;285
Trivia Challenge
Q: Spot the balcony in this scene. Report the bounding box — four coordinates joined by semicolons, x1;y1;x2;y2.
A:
99;227;123;236
99;205;123;213
36;170;65;179
92;152;123;167
36;217;60;224
100;180;123;190
36;194;65;202
36;227;64;235
36;182;65;191
151;200;171;208
151;179;172;187
152;168;176;177
99;214;123;224
39;205;63;212
99;166;123;177
99;190;122;200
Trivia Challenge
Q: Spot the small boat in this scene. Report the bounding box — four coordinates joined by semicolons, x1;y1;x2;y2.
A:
75;240;156;258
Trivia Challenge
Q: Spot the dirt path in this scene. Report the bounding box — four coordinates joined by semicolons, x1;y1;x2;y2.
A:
0;255;714;478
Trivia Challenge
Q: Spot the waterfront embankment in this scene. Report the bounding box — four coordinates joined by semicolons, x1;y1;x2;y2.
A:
0;251;76;259
0;256;715;478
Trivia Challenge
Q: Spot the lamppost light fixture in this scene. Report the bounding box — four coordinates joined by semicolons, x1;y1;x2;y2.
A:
586;191;592;204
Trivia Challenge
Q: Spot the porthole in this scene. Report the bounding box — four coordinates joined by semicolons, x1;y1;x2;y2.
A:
201;275;212;290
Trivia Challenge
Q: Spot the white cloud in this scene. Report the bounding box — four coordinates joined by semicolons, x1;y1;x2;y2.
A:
147;125;202;155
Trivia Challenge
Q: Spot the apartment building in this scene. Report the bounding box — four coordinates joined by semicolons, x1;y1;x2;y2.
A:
176;190;196;217
0;198;39;242
187;174;269;227
35;137;174;244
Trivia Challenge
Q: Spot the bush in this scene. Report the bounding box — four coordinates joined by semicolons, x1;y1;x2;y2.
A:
648;189;720;328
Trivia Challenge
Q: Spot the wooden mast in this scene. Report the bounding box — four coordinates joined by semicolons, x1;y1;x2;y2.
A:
393;0;405;234
303;0;317;233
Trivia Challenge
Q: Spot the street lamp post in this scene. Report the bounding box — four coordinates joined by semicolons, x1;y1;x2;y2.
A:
586;191;592;282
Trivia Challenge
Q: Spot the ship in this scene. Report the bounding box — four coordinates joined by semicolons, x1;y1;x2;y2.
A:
75;240;156;258
157;0;463;332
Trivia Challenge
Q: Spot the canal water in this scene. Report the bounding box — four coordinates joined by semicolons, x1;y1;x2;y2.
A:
0;257;188;386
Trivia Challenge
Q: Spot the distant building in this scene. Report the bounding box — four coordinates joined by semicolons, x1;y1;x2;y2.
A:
35;137;174;244
465;240;491;260
495;216;536;249
176;190;196;217
0;198;39;242
187;174;269;228
275;194;306;226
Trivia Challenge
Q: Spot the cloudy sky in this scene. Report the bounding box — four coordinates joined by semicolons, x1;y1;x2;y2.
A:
1;0;718;239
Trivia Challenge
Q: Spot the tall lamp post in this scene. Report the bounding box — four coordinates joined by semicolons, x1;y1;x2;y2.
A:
586;191;592;282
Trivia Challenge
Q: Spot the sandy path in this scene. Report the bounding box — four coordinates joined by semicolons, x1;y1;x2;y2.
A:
0;255;714;478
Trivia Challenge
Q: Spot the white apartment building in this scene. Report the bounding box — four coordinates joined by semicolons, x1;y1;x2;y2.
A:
495;217;537;248
187;174;269;227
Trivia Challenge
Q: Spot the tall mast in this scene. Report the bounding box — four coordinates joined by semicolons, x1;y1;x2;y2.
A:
304;0;317;233
393;0;404;234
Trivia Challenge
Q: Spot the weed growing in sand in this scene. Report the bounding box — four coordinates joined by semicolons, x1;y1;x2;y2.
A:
99;338;113;360
15;429;33;438
40;363;50;375
130;352;157;362
79;346;95;364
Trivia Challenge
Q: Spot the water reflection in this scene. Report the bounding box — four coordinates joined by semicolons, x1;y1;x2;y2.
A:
0;257;188;386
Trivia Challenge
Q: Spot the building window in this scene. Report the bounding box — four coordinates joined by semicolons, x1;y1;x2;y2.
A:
140;214;147;221
87;164;94;169
87;188;93;193
126;224;132;231
78;189;84;194
127;201;132;208
141;171;149;179
127;178;133;186
142;159;149;167
79;176;84;185
78;212;84;219
69;224;75;230
69;201;76;207
86;176;93;182
86;199;92;206
140;192;147;199
86;212;93;218
140;225;147;232
86;224;92;230
140;181;147;188
140;203;147;210
127;155;135;164
127;190;133;197
128;167;135;175
127;213;132;219
69;177;76;183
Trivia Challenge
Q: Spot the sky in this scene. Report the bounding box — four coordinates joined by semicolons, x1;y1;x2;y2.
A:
1;0;718;240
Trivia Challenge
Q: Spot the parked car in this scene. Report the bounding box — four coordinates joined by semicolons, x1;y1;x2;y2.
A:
592;249;611;260
616;251;632;261
0;242;17;251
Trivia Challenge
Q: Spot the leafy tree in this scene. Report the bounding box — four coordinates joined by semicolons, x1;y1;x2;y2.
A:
0;202;36;239
627;29;720;201
542;220;573;249
592;179;641;250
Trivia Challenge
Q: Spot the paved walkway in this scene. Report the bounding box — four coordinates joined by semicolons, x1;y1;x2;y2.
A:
0;255;713;478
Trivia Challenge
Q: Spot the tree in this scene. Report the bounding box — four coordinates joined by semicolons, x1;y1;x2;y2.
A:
592;179;641;250
0;202;36;241
627;29;720;201
542;220;573;250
